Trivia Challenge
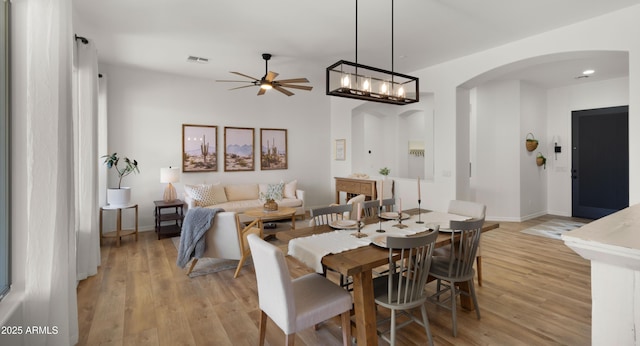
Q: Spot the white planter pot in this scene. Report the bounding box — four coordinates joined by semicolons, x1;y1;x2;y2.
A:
107;187;132;207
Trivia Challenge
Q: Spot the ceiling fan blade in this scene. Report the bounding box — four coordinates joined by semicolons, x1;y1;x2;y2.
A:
265;71;279;82
231;71;259;81
229;84;257;91
257;88;267;96
216;80;254;83
274;86;294;96
278;84;313;91
275;78;309;84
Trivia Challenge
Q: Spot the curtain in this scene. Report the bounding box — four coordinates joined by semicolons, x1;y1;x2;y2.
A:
24;0;79;344
74;38;100;281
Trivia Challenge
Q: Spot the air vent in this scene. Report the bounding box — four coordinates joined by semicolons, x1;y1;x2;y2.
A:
187;56;209;64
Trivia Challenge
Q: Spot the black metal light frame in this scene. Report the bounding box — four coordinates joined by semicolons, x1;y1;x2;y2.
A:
326;60;419;105
326;0;419;106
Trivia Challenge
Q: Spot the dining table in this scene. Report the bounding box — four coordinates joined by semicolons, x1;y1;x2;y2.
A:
276;208;499;346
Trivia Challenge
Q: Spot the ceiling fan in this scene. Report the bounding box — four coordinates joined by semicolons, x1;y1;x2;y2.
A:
216;53;312;96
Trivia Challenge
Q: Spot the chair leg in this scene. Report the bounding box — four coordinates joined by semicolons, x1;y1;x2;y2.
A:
451;282;458;337
469;279;481;320
390;309;397;346
476;255;483;287
234;254;248;278
186;258;198;275
420;304;434;346
340;311;351;346
258;310;267;346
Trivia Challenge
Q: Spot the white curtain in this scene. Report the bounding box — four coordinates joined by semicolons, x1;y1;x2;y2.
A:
24;0;79;344
73;38;100;281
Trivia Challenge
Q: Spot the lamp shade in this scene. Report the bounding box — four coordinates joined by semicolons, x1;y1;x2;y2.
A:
160;167;180;184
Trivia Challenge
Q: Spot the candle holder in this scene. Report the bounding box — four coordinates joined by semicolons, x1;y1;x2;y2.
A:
376;206;385;233
393;214;408;229
415;199;424;224
352;220;368;238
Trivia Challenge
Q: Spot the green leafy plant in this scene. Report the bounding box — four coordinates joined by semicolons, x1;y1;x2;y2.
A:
260;182;284;202
536;153;547;169
379;167;390;176
102;152;140;188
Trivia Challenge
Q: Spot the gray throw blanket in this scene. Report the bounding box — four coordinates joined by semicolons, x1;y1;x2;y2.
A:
176;207;224;268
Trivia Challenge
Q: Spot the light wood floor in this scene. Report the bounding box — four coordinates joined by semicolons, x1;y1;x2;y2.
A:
77;215;592;345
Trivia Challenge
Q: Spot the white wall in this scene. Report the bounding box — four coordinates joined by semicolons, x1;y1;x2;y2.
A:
330;5;640;219
101;63;331;230
546;77;629;216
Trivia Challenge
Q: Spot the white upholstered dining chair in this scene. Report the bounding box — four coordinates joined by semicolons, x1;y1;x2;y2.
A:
184;211;261;278
247;234;353;346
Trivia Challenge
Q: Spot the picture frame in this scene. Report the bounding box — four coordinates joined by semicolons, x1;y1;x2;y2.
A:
224;127;255;171
182;124;217;172
260;128;288;170
335;139;346;161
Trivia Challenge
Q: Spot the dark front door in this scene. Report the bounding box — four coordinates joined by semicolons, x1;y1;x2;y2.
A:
571;106;628;219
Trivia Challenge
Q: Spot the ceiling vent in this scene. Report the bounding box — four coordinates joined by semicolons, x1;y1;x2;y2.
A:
187;56;209;64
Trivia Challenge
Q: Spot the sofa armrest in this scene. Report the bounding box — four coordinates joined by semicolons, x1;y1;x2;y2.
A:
183;194;197;209
296;189;305;210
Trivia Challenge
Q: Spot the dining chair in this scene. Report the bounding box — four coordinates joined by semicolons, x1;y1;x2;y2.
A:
372;229;439;346
308;204;353;227
184;211;262;278
362;198;395;218
329;193;366;220
434;200;487;286
247;234;353;346
428;218;484;337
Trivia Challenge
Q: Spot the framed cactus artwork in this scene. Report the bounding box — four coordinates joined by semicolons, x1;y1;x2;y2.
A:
224;127;255;172
182;124;217;172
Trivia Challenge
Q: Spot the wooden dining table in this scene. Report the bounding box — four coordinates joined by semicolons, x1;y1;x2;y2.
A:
276;208;499;346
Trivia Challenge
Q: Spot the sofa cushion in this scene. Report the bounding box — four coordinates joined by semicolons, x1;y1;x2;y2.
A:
225;184;259;201
284;180;297;198
184;184;216;207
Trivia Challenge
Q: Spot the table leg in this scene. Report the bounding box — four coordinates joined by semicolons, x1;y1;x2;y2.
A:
458;281;474;310
116;208;122;247
134;205;139;241
352;270;378;346
290;213;296;230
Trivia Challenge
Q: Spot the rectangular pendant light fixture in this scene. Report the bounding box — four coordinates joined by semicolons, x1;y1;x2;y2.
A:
326;0;419;106
326;60;419;105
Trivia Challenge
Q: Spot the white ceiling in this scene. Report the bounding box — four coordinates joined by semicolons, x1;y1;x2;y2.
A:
73;0;638;90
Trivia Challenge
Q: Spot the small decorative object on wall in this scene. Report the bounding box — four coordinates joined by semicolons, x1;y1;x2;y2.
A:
260;128;288;170
335;139;346;160
182;124;217;172
536;152;547;169
224;127;255;171
526;132;539;152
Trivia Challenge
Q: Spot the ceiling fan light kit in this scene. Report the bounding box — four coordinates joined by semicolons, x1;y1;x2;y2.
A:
216;53;312;96
326;0;419;105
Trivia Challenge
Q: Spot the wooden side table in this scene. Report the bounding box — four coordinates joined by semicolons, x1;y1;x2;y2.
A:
334;177;377;204
154;199;185;240
100;204;138;247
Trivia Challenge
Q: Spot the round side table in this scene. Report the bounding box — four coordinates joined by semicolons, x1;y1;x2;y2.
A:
100;204;138;247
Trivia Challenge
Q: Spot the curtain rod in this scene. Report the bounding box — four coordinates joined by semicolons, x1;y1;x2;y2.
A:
74;34;88;44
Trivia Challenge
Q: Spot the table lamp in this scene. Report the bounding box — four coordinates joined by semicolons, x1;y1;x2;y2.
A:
160;167;180;202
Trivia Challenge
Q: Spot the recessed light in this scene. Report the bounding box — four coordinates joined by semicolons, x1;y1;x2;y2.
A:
582;69;595;75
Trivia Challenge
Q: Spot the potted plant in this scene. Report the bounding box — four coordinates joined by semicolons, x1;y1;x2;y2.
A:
536;152;546;169
102;152;140;207
259;182;284;211
379;167;390;178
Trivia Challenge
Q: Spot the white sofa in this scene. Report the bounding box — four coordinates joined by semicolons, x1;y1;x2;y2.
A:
183;181;305;223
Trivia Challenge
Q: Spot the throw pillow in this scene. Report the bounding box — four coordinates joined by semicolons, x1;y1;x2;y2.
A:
184;184;217;207
210;183;228;204
283;180;297;199
225;184;259;201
